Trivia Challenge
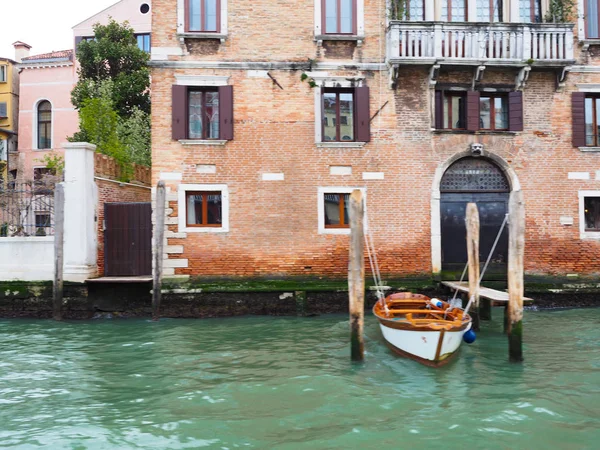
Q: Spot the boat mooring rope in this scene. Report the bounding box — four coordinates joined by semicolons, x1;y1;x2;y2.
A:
364;215;387;313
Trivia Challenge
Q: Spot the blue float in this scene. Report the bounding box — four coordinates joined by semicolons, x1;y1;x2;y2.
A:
463;329;476;344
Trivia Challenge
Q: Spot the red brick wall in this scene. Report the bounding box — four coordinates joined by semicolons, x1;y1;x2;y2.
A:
95;154;151;276
151;1;600;279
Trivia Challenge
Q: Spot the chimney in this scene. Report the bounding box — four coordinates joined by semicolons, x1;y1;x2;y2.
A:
12;41;32;63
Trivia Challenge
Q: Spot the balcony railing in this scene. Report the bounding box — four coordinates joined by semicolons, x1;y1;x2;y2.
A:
387;22;574;64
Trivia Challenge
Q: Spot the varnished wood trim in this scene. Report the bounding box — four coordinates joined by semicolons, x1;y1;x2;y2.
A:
434;330;445;361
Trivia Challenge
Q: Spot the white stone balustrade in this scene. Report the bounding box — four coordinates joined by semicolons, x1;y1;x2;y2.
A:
387;22;574;64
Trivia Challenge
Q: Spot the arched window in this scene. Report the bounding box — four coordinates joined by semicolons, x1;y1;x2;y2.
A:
37;101;52;149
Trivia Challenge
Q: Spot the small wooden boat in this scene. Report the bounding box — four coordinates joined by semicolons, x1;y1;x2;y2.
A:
373;292;473;367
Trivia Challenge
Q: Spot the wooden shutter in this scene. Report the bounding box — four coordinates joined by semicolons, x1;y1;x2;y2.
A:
355;86;370;142
172;85;187;140
508;91;523;132
219;85;234;140
434;91;443;129
466;91;480;131
572;92;586;148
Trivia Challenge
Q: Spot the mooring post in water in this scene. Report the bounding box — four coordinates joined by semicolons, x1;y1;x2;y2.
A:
152;181;166;321
348;189;365;361
508;189;525;362
53;183;65;321
466;203;480;331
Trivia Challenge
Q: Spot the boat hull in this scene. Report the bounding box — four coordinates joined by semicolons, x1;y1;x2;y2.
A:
377;321;471;367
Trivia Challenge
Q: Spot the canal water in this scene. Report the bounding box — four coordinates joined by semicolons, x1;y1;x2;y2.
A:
1;309;599;449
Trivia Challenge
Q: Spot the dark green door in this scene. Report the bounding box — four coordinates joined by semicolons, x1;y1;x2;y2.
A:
439;158;510;281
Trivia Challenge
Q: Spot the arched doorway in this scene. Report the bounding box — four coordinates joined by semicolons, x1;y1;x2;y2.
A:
440;157;510;280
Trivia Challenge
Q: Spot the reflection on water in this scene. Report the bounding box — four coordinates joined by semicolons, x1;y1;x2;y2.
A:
1;309;599;449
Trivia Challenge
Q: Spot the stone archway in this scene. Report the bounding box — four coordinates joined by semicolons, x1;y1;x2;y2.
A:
430;150;520;279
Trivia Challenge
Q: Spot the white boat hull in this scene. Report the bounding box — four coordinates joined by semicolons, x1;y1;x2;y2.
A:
378;321;471;366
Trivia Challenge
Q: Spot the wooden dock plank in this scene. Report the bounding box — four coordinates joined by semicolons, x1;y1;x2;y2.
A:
441;281;533;305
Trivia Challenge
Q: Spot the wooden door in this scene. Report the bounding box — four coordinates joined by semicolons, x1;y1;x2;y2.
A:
104;202;152;277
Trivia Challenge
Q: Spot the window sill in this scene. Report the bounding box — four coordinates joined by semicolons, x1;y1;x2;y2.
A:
581;231;600;240
578;146;600;153
179;139;227;146
319;228;351;235
315;34;364;46
181;226;229;234
177;32;227;43
316;142;366;149
581;39;600;51
432;129;519;136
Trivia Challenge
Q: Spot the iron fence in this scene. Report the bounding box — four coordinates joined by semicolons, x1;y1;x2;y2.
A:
0;181;55;237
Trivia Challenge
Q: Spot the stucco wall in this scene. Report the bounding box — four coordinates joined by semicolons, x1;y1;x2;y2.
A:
0;237;54;281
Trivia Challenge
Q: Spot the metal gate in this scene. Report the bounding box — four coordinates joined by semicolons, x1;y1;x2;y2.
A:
104;202;152;277
440;158;510;280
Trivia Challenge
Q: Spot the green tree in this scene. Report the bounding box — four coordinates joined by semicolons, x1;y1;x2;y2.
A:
72;19;150;116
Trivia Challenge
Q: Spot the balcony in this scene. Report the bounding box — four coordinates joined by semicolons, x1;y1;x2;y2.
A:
387;22;574;67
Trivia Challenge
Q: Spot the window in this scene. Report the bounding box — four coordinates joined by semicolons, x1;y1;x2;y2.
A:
186;191;223;227
178;184;229;233
584;197;600;231
0;65;6;82
37;101;52;149
479;94;508;131
318;187;366;234
442;92;466;130
441;0;467;21
323;89;355;142
435;90;522;132
323;0;356;34
187;0;220;32
35;213;51;236
404;0;424;20
0;139;6;161
586;0;600;39
584;96;600;147
0;102;7;118
172;84;233;141
33;167;54;194
189;89;219;139
324;193;350;228
140;3;150;14
579;191;600;239
476;0;502;22
136;34;151;53
519;0;541;22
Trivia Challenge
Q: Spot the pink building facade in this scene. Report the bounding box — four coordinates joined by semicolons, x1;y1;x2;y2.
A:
15;50;77;180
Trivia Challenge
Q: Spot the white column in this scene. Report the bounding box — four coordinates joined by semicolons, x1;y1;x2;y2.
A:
425;0;435;20
510;0;521;22
467;0;478;22
63;142;98;282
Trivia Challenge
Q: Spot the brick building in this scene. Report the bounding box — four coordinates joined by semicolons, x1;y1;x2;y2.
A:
150;0;600;285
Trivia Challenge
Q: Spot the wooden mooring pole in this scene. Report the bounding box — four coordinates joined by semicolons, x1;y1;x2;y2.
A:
53;183;65;321
507;190;525;362
348;189;365;361
152;181;166;321
466;203;480;331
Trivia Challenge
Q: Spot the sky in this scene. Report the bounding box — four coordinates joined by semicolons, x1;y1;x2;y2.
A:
0;0;119;59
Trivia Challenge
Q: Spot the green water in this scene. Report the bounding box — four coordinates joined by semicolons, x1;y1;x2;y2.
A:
1;309;599;449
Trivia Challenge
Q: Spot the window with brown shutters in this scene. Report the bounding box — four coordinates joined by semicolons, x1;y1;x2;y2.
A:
576;94;600;148
172;85;233;141
322;86;369;143
435;89;523;132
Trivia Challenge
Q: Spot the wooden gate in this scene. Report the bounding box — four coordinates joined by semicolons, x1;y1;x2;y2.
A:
104;202;152;277
440;158;510;281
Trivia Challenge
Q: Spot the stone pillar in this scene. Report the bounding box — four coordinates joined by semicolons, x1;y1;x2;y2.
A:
63;142;98;282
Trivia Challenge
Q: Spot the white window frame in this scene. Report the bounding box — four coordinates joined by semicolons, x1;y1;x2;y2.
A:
0;65;6;83
314;0;364;40
33;98;54;151
579;190;600;239
318;186;366;235
177;0;228;40
178;183;230;233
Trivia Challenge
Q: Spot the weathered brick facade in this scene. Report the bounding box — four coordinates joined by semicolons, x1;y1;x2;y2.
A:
150;0;600;283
